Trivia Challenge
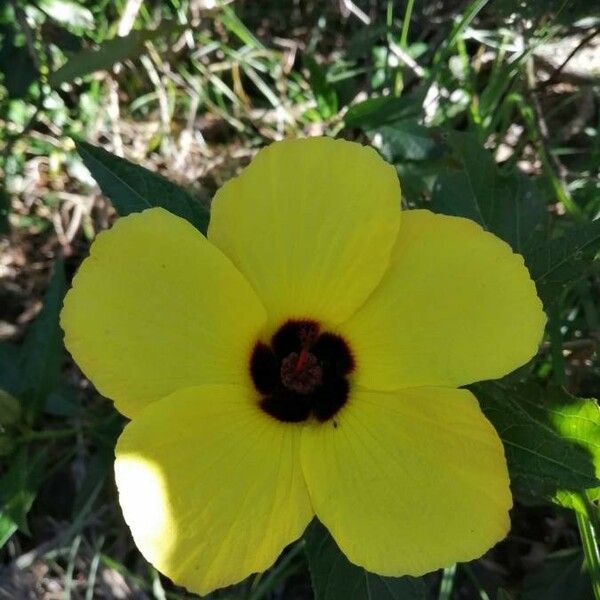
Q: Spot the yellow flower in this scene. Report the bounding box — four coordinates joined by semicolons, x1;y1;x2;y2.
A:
61;137;546;595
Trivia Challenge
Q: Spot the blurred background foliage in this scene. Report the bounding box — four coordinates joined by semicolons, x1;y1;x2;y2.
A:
0;0;599;598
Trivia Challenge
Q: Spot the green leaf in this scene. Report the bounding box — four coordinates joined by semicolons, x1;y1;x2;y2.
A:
304;520;429;600
549;395;600;509
72;443;115;518
75;140;209;233
344;94;422;129
218;5;264;49
377;123;446;162
18;259;66;416
0;514;18;550
49;22;181;87
431;131;547;256
0;25;38;98
305;55;338;119
521;549;592;600
0;342;21;395
0;389;21;427
40;21;83;52
474;382;600;504
0;446;47;543
430;131;600;308
527;219;600;308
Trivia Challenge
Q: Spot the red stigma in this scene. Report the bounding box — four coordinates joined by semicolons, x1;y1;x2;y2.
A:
294;347;310;374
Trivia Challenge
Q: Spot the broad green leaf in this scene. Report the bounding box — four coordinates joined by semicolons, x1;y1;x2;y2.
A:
527;219;600;307
344;94;422;129
430;131;600;308
45;385;80;417
377;123;446;162
49;22;181;87
548;395;600;508
38;0;94;29
475;382;600;504
304;520;429;600
521;549;592;600
430;131;547;256
40;21;83;52
75;141;209;233
18;259;66;417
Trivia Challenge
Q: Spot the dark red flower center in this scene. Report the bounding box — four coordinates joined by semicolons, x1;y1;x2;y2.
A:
280;350;323;394
249;320;355;423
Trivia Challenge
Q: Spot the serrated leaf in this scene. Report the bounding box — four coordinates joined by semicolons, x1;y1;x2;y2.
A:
527;219;600;306
75;141;209;233
304;520;429;600
475;382;600;504
430;131;600;308
18;259;66;416
431;131;548;256
49;22;182;87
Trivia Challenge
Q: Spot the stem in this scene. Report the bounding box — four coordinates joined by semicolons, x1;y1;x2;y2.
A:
438;563;457;600
524;57;584;219
576;494;600;600
446;0;491;50
456;34;482;130
462;564;490;600
400;0;416;49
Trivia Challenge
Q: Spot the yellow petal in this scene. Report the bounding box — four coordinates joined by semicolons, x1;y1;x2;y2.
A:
115;384;313;596
61;208;266;418
301;387;511;576
208;137;401;329
341;210;545;389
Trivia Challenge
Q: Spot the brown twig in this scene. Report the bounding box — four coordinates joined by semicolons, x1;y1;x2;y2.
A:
536;26;600;90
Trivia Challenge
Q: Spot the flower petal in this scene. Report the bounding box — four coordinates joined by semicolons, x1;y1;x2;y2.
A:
341;210;545;390
115;384;313;596
301;387;511;576
61;208;266;418
208;137;401;329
